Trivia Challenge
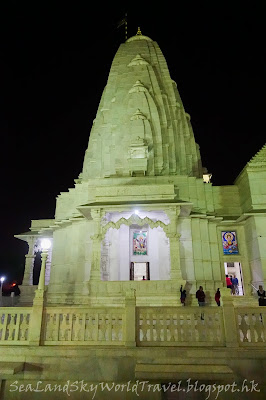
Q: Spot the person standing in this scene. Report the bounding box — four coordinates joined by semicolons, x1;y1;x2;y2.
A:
215;288;221;306
257;285;266;306
180;285;186;306
196;286;205;306
231;276;239;295
225;275;232;290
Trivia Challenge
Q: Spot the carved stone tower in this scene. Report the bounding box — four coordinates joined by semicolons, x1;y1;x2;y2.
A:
81;30;203;179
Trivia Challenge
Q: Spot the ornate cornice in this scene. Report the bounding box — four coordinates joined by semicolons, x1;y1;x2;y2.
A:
102;214;168;235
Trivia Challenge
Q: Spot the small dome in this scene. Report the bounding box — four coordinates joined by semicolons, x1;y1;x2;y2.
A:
126;34;153;43
126;27;152;43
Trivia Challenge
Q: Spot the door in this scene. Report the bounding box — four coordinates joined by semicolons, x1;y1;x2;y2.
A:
130;262;150;280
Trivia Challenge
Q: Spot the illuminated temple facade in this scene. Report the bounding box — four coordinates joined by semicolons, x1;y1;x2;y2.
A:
1;30;266;399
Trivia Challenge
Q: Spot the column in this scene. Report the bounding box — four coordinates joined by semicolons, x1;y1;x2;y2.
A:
101;236;110;281
90;209;103;282
165;207;183;280
45;246;53;286
168;233;182;280
22;236;36;285
28;250;48;345
38;250;48;291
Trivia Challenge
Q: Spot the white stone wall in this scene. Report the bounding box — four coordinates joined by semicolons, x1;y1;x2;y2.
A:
48;219;92;295
245;215;266;287
179;218;195;282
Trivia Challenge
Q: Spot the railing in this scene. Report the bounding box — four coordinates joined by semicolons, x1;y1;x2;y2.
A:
0;308;32;344
42;307;125;345
0;301;266;347
236;308;266;345
137;307;225;346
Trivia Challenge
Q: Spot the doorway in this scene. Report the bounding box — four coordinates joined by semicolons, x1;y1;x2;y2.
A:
224;262;244;295
130;262;150;280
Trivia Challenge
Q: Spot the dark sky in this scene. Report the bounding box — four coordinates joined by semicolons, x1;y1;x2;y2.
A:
0;1;265;281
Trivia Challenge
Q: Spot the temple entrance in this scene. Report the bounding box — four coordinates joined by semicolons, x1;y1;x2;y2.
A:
130;262;150;280
102;210;171;281
224;262;244;295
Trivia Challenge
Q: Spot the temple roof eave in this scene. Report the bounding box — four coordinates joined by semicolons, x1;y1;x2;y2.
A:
77;200;194;219
14;231;40;239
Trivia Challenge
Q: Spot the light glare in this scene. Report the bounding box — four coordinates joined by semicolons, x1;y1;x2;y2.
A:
41;238;51;251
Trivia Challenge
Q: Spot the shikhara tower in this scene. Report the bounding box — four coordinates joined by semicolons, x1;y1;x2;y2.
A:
16;29;266;306
82;30;203;179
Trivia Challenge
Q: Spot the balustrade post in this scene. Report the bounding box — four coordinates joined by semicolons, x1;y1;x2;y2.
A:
28;290;45;345
221;288;239;347
124;289;136;347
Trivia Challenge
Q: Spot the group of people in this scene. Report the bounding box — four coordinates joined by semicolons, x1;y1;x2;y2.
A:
225;274;239;294
180;285;221;306
180;284;266;307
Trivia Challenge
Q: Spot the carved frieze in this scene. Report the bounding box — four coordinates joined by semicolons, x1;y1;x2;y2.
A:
102;214;168;236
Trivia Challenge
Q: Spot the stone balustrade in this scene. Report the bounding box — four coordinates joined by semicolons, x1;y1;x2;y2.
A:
42;307;124;345
137;307;225;346
0;308;31;344
0;304;265;347
236;307;266;345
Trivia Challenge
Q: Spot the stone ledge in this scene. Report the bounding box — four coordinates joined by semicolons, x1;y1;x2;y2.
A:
135;363;233;380
0;362;24;375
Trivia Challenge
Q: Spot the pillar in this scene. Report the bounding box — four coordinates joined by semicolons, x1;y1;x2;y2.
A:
166;207;183;280
168;232;182;280
22;236;36;285
38;251;48;291
28;251;48;345
90;208;103;282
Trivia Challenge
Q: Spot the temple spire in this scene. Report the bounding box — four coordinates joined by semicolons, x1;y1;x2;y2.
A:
82;32;203;179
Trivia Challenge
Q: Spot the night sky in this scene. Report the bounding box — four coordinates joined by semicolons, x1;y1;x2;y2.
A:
1;1;265;282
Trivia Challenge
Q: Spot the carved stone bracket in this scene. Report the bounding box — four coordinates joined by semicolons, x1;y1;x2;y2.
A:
91;208;103;222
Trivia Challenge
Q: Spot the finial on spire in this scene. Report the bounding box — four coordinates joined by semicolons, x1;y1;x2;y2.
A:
137;27;142;36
